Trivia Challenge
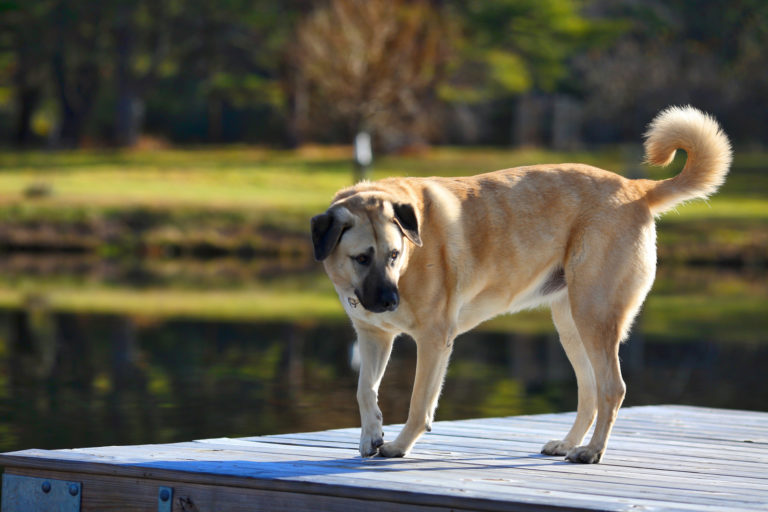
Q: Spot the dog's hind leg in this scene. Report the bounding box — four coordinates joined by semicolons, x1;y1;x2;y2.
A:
378;332;455;457
563;306;627;464
562;223;656;463
541;294;597;456
355;324;396;457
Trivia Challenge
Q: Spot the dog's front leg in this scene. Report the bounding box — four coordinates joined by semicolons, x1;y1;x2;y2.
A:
378;334;454;457
355;325;396;457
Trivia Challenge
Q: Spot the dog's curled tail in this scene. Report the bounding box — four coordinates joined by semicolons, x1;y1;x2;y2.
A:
642;106;732;215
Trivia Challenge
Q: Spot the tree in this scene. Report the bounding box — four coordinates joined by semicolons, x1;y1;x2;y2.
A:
573;0;768;143
172;0;300;143
0;0;301;147
293;0;453;179
112;1;178;147
49;0;109;147
441;0;612;147
0;1;53;146
1;0;138;147
443;0;593;101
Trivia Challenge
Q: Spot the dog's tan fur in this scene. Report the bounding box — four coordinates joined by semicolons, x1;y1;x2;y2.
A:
311;106;731;463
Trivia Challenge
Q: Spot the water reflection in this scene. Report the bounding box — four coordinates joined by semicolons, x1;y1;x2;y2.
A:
1;305;766;454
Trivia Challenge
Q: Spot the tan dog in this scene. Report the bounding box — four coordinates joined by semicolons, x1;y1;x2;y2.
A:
311;106;731;463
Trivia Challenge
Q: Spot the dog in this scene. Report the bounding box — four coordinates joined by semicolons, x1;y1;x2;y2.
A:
311;106;731;463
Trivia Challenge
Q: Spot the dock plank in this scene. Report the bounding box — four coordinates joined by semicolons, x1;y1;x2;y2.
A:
1;405;767;511
250;435;768;481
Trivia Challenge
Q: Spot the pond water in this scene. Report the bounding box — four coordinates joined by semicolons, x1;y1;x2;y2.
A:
0;261;766;454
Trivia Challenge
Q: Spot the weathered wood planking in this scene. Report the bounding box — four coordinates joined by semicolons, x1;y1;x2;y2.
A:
1;405;767;511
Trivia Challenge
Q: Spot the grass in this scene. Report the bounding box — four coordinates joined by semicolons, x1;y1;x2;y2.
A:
1;145;765;226
0;147;355;202
0;287;342;322
0;270;342;323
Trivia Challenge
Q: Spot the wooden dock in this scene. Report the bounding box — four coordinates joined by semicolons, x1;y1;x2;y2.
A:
1;405;767;511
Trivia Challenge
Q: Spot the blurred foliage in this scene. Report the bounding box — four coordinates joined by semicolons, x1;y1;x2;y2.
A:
1;1;766;148
574;0;768;143
0;0;308;147
443;0;620;100
292;0;453;147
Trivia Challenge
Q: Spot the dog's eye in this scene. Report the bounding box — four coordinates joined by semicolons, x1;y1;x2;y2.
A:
390;250;399;261
353;254;371;266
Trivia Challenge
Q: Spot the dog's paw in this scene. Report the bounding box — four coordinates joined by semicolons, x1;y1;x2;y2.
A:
377;441;407;458
359;430;384;457
541;439;575;456
565;445;603;464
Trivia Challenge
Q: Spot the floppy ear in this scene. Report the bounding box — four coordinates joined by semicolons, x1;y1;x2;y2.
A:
311;208;351;261
392;202;422;247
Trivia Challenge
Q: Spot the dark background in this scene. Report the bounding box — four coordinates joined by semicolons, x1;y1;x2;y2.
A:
2;0;766;150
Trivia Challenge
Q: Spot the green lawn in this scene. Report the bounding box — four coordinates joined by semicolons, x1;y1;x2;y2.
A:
0;147;352;229
0;284;343;323
1;145;765;226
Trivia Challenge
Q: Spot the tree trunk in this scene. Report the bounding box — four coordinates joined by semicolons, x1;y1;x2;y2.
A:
51;61;99;148
115;90;143;148
513;94;547;147
208;96;224;142
57;100;84;148
288;71;309;148
551;95;582;151
14;86;40;147
51;3;100;148
114;4;142;147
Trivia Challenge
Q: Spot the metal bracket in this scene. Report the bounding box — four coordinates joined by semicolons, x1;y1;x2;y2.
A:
158;486;173;512
1;474;81;512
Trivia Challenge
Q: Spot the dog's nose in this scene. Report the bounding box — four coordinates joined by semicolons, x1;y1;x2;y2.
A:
379;288;399;311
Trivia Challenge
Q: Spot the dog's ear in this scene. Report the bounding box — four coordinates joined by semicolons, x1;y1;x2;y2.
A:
311;208;352;261
392;202;422;247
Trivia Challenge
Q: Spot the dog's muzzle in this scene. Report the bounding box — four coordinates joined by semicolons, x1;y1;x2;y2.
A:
355;287;399;313
378;288;399;312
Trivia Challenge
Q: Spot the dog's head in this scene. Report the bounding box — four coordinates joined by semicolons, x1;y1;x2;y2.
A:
311;194;422;313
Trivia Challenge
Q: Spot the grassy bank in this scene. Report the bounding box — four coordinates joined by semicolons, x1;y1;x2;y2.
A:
1;145;765;263
1;145;764;211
